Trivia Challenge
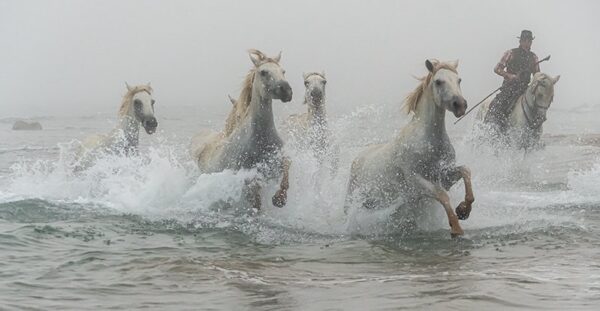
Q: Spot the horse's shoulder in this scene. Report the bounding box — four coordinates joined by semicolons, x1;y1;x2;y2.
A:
287;113;308;129
81;133;108;150
353;143;393;169
191;129;224;161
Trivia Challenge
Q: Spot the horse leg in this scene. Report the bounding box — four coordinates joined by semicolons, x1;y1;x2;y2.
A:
415;175;464;237
454;166;474;220
442;166;475;220
272;156;291;208
244;178;262;210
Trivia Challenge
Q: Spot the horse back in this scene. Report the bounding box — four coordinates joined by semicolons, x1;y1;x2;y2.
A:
191;129;224;169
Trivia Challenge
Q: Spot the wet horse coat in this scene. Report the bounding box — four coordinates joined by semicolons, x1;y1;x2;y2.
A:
190;50;293;209
286;72;338;172
476;72;560;149
346;60;474;237
75;83;158;170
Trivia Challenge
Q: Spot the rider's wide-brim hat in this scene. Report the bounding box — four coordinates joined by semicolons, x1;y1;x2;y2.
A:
517;30;535;40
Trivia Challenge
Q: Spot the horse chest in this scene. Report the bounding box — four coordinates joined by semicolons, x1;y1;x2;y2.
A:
406;138;455;182
230;129;283;170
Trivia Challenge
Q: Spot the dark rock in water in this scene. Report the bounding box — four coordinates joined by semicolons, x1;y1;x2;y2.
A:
12;120;42;131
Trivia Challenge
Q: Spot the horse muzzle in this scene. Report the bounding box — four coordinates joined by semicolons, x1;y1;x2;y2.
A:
450;96;467;118
274;82;293;103
143;117;158;134
310;88;323;101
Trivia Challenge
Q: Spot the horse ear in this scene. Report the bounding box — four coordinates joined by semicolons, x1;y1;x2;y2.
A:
147;82;152;87
321;71;326;78
425;60;435;73
125;82;133;92
552;75;561;84
228;95;236;105
249;52;261;67
451;59;459;69
273;51;282;63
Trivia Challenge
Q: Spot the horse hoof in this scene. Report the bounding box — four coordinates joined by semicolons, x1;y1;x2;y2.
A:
272;190;287;208
455;201;471;220
451;232;463;239
450;227;464;238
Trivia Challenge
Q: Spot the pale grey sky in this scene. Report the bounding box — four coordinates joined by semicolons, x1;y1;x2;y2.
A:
1;0;599;118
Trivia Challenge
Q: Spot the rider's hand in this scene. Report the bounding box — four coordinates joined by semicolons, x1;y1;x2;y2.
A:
505;73;518;81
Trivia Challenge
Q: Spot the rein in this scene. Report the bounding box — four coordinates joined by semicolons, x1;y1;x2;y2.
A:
520;81;548;129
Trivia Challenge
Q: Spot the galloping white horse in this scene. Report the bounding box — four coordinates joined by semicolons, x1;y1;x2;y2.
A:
190;50;293;209
286;72;338;172
476;72;560;150
75;83;158;170
346;60;474;237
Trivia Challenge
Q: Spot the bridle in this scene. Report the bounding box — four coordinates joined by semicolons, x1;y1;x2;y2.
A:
521;79;552;129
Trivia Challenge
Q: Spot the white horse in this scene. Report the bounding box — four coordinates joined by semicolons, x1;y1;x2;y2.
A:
286;72;338;172
190;50;293;210
346;60;474;237
476;72;560;150
74;83;158;170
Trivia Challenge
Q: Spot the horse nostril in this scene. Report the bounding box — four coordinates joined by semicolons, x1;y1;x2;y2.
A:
146;118;157;127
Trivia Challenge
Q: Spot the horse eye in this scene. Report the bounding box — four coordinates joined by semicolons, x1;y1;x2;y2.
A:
260;70;268;77
322;80;327;85
435;80;443;86
134;99;142;109
151;99;156;106
458;78;462;84
304;81;309;87
282;70;286;75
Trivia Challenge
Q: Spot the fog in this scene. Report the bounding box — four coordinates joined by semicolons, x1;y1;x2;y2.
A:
1;0;599;121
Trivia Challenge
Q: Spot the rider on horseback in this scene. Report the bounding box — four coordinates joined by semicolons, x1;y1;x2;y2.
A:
484;30;540;134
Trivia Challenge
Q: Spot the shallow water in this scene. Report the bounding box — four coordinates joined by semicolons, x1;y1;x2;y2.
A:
1;106;600;310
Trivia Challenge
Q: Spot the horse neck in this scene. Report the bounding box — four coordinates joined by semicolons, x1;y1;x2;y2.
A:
247;82;276;134
305;96;327;127
117;105;140;148
412;85;447;135
519;85;551;127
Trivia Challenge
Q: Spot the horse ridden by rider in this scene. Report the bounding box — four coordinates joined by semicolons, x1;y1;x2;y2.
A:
484;30;541;135
478;30;560;150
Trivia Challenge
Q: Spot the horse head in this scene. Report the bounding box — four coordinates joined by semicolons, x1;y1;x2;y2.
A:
526;72;560;127
425;59;467;118
249;50;293;102
302;71;327;108
125;82;158;134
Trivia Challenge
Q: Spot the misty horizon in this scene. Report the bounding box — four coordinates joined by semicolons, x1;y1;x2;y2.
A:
1;0;599;124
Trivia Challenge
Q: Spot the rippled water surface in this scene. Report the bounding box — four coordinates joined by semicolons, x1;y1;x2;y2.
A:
1;106;600;310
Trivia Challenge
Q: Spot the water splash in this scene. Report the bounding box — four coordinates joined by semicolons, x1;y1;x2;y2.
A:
1;106;599;243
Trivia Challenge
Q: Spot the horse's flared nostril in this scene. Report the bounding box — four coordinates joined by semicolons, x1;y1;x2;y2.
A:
452;97;467;110
149;117;158;127
144;117;158;130
451;97;467;117
452;101;460;110
277;82;293;102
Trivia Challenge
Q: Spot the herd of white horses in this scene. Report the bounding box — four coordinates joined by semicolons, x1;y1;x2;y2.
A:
74;49;560;237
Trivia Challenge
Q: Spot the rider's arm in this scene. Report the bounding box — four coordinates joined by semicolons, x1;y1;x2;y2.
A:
494;50;513;79
532;54;540;73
